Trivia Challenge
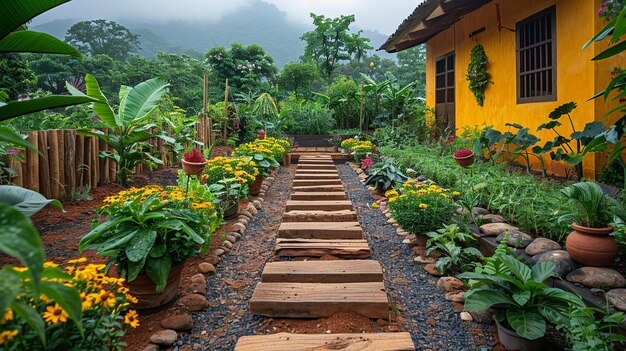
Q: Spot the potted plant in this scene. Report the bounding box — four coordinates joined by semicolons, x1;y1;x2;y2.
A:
80;185;220;311
453;149;474;167
364;159;408;196
558;181;619;266
234;141;281;195
459;254;586;351
327;135;343;152
182;148;206;177
209;178;248;219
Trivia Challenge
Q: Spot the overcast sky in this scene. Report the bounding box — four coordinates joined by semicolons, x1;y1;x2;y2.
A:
34;0;419;35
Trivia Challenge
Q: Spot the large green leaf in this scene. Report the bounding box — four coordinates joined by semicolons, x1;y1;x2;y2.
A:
83;74;117;127
506;309;546;340
125;230;157;262
0;30;80;56
0;95;98;121
0;204;44;288
0;185;63;216
501;255;532;283
40;280;83;334
145;255;172;292
531;261;555;282
0;270;22;316
0;126;36;152
593;41;626;61
0;0;69;40
463;289;514;311
120;78;169;124
12;301;46;345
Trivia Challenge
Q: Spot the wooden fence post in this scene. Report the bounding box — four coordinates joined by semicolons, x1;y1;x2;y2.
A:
64;130;76;198
223;79;229;141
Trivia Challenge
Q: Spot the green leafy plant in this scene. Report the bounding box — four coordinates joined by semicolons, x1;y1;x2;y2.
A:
364;159;408;191
557;304;626;351
0;185;63;216
425;224;482;274
466;44;492;106
558;181;618;228
69;75;173;186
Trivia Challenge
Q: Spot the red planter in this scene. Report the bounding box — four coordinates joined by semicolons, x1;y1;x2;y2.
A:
249;175;265;196
125;263;184;313
454;153;475;167
181;160;206;177
566;223;617;267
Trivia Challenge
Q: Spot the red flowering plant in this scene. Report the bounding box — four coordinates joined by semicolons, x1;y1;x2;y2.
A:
361;155;375;174
453;149;474;158
183;148;206;164
257;130;266;140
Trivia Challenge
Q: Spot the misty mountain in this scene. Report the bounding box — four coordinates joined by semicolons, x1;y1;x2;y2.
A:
31;1;394;67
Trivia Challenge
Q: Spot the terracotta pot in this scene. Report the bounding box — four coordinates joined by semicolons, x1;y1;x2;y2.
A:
496;320;545;351
125;263;184;313
249;174;265;196
181;159;206;177
223;203;239;219
566;223;617;267
454;153;475;167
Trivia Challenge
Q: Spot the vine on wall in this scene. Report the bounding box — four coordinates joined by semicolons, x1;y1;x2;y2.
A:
466;44;492;107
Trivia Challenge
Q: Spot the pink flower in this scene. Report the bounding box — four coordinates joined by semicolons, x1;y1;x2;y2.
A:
257;130;266;140
91;115;99;121
7;149;20;155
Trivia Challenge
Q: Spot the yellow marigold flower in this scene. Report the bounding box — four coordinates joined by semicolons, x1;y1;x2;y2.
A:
68;257;88;264
125;310;140;328
0;309;13;325
0;330;18;344
125;294;138;304
43;262;59;268
419;203;428;209
12;267;27;272
96;290;117;308
453;191;461;196
42;304;69;324
371;202;380;208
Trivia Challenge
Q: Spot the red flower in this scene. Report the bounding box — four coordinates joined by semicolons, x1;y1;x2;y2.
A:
183;148;205;163
257;130;266;140
454;149;474;158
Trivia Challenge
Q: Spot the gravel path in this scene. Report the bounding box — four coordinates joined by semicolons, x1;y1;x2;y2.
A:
178;165;295;351
336;163;497;351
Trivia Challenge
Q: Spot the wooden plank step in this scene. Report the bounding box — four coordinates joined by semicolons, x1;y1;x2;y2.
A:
290;191;346;201
279;221;362;239
249;282;389;318
234;332;415;351
261;260;383;283
297;164;337;170
298;159;334;164
286;200;353;211
282;210;358;222
295;169;338;174
275;238;370;259
294;174;340;180
292;184;345;192
292;179;342;187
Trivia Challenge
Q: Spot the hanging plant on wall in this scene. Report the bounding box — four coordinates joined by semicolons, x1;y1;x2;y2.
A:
466;44;493;106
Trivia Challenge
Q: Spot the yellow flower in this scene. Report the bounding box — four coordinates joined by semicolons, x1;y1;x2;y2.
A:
125;293;138;304
452;191;460;196
371;202;380;208
95;290;117;308
42;304;69;324
0;309;13;325
43;262;59;268
68;257;88;264
419;203;428;209
80;293;93;311
0;330;18;344
124;310;140;328
12;267;28;272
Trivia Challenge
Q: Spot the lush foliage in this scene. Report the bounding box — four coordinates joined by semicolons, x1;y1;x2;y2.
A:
233;137;289;176
425;224;482;274
80;185;219;291
466;44;492;106
364;159;408;191
387;180;457;234
65;20;140;61
283;99;335;134
558;181;618;228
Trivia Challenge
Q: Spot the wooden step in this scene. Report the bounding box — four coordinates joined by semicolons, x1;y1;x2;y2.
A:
297;164;337;170
249;282;389;318
292;179;342;187
294;174;340;180
292;184;345;192
234;332;416;351
261;260;383;283
286;200;353;211
298;159;334;164
278;222;362;239
290;191;346;201
295;169;338;174
275;238;370;259
282;210;358;222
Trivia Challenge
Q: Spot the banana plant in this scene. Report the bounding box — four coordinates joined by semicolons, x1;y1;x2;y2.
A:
69;75;173;186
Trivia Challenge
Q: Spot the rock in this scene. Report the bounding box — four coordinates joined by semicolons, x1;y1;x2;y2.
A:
241;210;253;219
161;314;193;331
233;222;246;231
222;241;233;249
140;344;159;351
238;216;249;225
387;218;397;225
402;234;417;245
385;213;392;219
532;250;578;277
190;274;206;285
480;223;519;237
479;214;505;224
471;207;490;218
416;175;427;181
445;291;465;303
229;232;242;239
215;249;225;256
460;312;473;321
436;277;465;292
179;294;209;312
607;289;626;311
469;310;493;324
198;262;216;275
396;229;408;236
149;329;178;346
226;234;238;243
495;231;533;248
525;238;561;256
567;267;626;289
424;263;443;276
253;200;262;208
248;205;258;216
415;255;436;264
186;282;207;295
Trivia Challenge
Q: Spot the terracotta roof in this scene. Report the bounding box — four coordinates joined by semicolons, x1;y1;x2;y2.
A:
380;0;492;53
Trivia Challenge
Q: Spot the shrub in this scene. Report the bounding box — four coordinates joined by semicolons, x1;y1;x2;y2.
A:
387;180;457;234
203;156;259;186
283;100;335;134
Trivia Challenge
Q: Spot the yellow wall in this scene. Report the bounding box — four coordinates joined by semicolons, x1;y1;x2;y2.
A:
425;0;606;178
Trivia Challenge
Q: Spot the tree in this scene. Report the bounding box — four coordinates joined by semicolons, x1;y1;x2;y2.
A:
0;54;37;99
65;20;140;61
205;43;278;94
278;61;319;98
396;45;426;97
301;13;372;80
29;54;116;95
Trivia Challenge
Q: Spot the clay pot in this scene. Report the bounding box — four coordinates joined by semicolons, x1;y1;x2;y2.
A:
248;174;265;196
496;320;545;351
454;152;475;168
566;223;617;267
125;263;184;313
181;160;206;177
223;203;239;219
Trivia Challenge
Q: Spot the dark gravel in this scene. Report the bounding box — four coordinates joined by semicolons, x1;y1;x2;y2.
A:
336;163;498;351
176;165;295;351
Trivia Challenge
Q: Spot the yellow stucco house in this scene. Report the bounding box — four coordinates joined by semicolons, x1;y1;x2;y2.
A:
381;0;625;178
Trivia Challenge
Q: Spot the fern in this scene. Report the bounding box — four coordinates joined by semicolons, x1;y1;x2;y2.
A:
559;182;617;227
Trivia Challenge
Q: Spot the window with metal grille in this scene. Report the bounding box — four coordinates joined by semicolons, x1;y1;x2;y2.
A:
516;6;556;103
435;52;455;104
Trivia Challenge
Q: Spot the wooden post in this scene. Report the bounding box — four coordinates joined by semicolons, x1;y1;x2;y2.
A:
26;131;39;192
64;130;76;198
223;79;229;141
48;130;60;199
57;130;66;197
75;135;84;187
360;82;364;133
38;132;51;198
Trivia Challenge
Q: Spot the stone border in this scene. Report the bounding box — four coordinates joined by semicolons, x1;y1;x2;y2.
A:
143;168;280;350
